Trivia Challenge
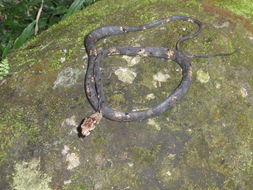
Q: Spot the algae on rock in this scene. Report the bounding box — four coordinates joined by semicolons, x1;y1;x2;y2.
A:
0;0;253;189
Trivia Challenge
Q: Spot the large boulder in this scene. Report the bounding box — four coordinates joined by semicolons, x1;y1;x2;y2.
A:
1;0;253;189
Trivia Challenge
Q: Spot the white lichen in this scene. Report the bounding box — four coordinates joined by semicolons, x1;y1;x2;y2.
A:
64;180;72;185
53;67;81;89
62;145;70;155
196;69;210;83
146;93;155;100
153;72;170;82
153;72;170;87
166;170;172;176
61;115;78;135
215;82;221;89
12;158;52;190
240;87;248;98
122;56;141;67
66;152;80;170
61;145;80;170
128;162;134;167
167;154;176;160
187;128;193;133
147;118;161;131
114;67;137;84
60;57;66;63
213;21;230;29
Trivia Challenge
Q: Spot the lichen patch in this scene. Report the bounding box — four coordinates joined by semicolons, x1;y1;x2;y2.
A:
166;170;172;176
146;93;155;100
61;115;78;135
153;72;171;87
153;72;171;82
12;158;52;190
60;57;66;63
61;145;80;170
147;119;161;131
62;145;70;155
62;115;78;127
64;180;72;185
240;87;248;98
213;21;230;29
114;67;137;84
122;55;141;67
215;82;221;89
66;152;80;170
53;67;81;89
196;69;210;83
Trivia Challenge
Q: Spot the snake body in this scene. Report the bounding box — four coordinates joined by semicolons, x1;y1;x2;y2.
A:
81;15;236;136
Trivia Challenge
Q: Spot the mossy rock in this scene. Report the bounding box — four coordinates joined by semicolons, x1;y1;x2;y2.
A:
1;0;253;189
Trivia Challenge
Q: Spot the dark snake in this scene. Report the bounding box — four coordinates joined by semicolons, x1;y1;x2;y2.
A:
80;15;237;137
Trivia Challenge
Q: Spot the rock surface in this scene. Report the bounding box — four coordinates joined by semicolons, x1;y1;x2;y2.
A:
1;0;253;189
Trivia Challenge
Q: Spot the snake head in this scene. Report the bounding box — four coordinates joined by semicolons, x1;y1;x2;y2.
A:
80;112;102;137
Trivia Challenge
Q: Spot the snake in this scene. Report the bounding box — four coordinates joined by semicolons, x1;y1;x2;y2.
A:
80;15;236;137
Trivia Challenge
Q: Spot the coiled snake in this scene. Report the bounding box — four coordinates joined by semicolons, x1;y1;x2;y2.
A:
80;15;236;137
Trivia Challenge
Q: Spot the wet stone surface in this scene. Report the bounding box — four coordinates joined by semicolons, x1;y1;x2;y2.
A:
0;0;253;189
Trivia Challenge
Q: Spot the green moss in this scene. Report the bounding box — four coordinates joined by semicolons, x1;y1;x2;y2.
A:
234;112;253;141
139;71;155;90
128;146;160;166
63;172;89;190
215;0;253;19
0;106;40;163
108;93;125;108
185;0;200;7
0;58;10;80
158;155;182;187
92;133;106;153
179;120;253;189
102;165;140;189
64;184;88;190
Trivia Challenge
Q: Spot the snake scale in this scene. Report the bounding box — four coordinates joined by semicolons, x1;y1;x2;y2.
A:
80;15;236;137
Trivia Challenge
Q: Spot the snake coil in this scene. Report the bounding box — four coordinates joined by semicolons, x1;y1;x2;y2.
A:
80;15;236;137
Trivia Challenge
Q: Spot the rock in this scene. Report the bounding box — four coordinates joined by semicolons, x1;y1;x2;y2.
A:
0;0;253;189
